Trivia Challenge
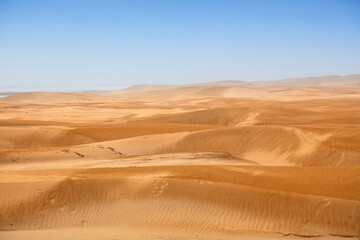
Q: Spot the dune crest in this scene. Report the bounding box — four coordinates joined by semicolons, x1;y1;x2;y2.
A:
1;75;360;239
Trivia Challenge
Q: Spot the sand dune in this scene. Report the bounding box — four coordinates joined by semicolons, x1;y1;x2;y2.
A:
256;74;360;87
159;126;360;166
1;75;360;239
123;84;179;92
1;166;359;238
3;75;360;106
2;125;358;167
70;122;218;142
0;126;93;149
134;107;253;126
1;92;99;103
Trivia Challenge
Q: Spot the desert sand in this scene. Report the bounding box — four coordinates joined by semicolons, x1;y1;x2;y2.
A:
0;75;360;240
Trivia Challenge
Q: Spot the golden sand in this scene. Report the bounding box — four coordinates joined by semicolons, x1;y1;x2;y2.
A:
1;75;359;239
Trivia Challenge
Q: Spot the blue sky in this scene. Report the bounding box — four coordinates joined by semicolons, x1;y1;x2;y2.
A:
1;0;360;90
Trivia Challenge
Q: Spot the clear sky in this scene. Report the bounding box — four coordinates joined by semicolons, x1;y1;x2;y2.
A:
1;0;360;90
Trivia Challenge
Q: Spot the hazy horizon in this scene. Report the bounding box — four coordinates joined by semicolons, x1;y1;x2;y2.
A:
1;0;360;89
0;73;359;93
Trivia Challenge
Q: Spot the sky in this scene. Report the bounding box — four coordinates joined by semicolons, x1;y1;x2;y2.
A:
0;0;360;90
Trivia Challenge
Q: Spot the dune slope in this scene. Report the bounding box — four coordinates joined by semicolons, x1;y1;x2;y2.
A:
1;75;360;239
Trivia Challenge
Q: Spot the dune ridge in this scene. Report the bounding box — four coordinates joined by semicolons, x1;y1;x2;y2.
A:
1;166;359;238
1;75;360;239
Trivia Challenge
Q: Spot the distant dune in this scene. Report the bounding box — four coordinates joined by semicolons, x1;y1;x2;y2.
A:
1;91;98;103
1;75;360;240
256;74;360;87
123;84;179;92
2;75;360;104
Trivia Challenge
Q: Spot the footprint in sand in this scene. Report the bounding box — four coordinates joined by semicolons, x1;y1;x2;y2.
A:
151;179;169;203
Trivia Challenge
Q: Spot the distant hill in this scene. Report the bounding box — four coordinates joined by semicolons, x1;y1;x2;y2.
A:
0;92;97;103
2;75;359;103
123;84;179;92
254;74;360;87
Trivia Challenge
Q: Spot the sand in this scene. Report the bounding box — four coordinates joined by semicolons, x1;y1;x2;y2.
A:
0;75;360;239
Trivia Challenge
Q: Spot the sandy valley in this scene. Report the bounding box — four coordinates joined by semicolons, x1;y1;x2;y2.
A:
0;75;360;239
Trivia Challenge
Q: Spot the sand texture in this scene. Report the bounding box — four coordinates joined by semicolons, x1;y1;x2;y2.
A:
0;75;360;239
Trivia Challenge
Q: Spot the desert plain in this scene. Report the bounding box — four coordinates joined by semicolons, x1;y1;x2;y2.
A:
0;75;360;240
